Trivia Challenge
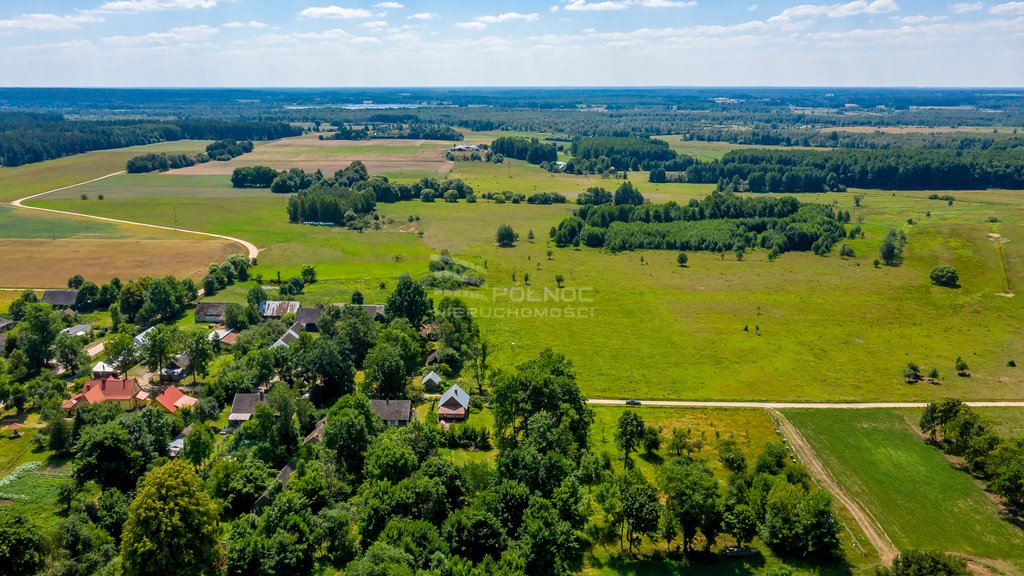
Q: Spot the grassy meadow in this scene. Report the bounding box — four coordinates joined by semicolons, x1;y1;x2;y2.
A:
785;409;1024;571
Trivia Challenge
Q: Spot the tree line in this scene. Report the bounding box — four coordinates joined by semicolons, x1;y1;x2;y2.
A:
490;137;558;165
0;113;299;167
326;123;464;141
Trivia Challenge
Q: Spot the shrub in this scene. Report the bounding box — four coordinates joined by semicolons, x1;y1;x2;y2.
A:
929;265;959;288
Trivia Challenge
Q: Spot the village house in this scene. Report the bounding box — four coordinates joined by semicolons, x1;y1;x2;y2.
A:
134;326;155;347
421;371;442;392
62;378;148;414
259;300;301;319
270;325;301;349
194;302;228;324
438;383;470;423
42;290;79;309
370;399;413;427
91;362;117;380
61;324;92;338
228;391;268;426
207;327;237;346
0;317;14;333
295;307;323;331
155;385;198;414
160;352;190;382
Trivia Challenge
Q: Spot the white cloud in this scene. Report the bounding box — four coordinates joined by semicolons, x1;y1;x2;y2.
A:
409;12;437;20
636;0;697;6
98;0;218;12
564;0;695;9
362;20;389;28
950;2;984;12
476;12;540;23
550;4;561;12
769;0;899;23
0;12;104;30
455;21;488;30
991;2;1024;14
892;14;947;23
374;2;404;8
104;24;219;44
749;4;760;10
299;6;374;19
224;21;268;29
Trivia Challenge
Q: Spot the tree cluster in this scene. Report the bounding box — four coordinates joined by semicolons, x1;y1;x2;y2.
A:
490;137;558;165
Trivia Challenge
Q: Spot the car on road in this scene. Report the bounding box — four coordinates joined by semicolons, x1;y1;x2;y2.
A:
625;399;641;406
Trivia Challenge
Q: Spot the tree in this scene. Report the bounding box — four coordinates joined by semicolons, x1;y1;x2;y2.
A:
615;470;663;552
903;362;921;383
840;244;855;258
337;304;378;368
955;356;969;376
929;265;959;288
73;422;146;490
364;343;408;399
879;229;904;266
0;512;44;576
496;224;519;247
365;434;419;482
877;550;970;576
142;324;181;376
68;274;85;289
183;424;215;466
121;461;223;576
351;290;364;305
615;410;646;465
853;194;864;207
18;302;61;371
512;497;579;576
246;285;268;307
677;252;688;267
182;328;214;383
613;181;644;206
105;332;139;375
301;264;317;284
723;503;757;548
668;427;702;457
555;274;565;288
54;332;87;374
660;457;722;553
716;437;748;474
386;273;432;328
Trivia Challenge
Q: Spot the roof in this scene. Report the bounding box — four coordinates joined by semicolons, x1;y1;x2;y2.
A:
438;406;467;418
422;371;442;385
336;303;386;318
61;324;92;338
208;328;234;342
304;418;327;444
370;399;413;422
78;378;143;404
43;290;78;307
425;350;439;365
439;384;470;410
0;318;14;331
229;392;267;422
295;307;323;326
155;385;198;414
220;332;239;346
194;302;228;319
134;326;155;346
270;328;300;349
259;300;301;317
92;362;116;374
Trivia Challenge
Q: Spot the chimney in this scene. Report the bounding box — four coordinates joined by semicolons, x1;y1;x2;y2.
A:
101;378;107;390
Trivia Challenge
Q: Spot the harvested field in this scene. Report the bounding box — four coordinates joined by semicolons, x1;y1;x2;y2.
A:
0;238;239;288
170;137;454;177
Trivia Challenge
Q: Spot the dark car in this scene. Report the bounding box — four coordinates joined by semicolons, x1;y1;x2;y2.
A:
625;399;641;406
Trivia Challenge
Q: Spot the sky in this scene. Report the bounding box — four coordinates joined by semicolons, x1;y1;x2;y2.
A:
1;0;1022;87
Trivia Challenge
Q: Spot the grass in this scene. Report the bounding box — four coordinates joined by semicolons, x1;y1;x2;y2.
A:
785;409;1024;568
976;407;1024;439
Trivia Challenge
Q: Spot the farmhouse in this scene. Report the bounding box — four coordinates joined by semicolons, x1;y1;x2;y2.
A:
270;326;301;349
61;324;92;338
0;317;14;333
370;399;413;427
335;303;386;319
229;391;268;425
155;385;198;414
62;378;148;414
295;307;323;331
194;302;228;323
438;383;470;423
160;353;190;382
42;290;79;309
208;328;237;346
259;300;301;319
421;371;442;392
91;362;117;379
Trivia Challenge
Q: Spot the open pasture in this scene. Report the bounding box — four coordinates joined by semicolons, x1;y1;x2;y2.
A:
785;409;1024;570
170;137;454;178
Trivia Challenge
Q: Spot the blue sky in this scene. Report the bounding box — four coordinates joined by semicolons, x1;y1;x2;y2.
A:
1;0;1022;86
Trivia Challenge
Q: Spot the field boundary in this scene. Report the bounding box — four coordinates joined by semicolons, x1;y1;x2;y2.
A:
7;171;260;260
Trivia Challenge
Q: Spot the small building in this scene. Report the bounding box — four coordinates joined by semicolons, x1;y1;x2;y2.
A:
370;399;413;427
160;353;190;382
259;300;301;319
208;328;237;346
0;318;14;333
194;302;228;324
62;378;148;414
421;371;442;392
155;385;198;414
335;303;386;319
134;326;155;347
168;423;194;458
295;307;323;332
425;350;439;366
270;327;301;349
61;324;92;338
304;418;328;444
43;290;79;309
438;384;470;423
229;392;268;426
91;361;118;380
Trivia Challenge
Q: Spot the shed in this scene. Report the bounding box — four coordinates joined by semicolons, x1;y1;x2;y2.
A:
0;318;14;333
421;371;442;392
259;300;301;319
194;302;228;323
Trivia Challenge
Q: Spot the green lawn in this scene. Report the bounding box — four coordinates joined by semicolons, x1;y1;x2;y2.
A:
785;409;1024;568
976;407;1024;439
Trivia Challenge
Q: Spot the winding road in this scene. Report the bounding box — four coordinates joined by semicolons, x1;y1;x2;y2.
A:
8;170;260;260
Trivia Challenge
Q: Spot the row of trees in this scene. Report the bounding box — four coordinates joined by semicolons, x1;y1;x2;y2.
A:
205;139;253;161
126;153;199;173
568;135;676;174
490;137;558;165
327;123;464;141
0;113;300;167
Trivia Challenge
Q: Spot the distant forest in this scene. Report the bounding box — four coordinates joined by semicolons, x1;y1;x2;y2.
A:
0;112;299;167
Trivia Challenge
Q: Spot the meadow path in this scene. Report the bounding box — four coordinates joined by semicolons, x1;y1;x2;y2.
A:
8;171;260;260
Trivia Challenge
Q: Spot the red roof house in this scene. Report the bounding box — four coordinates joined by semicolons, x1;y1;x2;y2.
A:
155;385;199;414
62;378;148;414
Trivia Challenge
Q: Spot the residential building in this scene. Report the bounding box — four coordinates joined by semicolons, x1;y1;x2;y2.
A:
155;385;198;414
438;384;470;422
370;399;413;427
61;378;148;414
229;392;268;425
43;290;79;309
194;302;228;323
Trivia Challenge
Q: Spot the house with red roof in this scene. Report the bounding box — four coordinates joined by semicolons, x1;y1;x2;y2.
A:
155;385;199;414
62;378;148;414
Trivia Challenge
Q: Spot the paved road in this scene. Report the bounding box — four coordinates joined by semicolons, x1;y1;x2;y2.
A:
9;171;260;260
588;399;1024;408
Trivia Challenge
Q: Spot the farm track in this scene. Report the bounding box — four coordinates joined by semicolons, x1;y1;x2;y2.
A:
6;171;260;260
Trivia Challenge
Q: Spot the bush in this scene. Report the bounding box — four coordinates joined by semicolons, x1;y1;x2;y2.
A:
877;550;969;576
677;252;688;267
495;224;518;247
929;265;959;288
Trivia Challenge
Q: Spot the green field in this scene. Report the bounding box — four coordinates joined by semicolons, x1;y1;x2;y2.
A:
977;407;1024;438
24;157;1024;401
786;409;1024;569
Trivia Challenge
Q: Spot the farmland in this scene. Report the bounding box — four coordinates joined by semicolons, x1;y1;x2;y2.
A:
785;409;1024;572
